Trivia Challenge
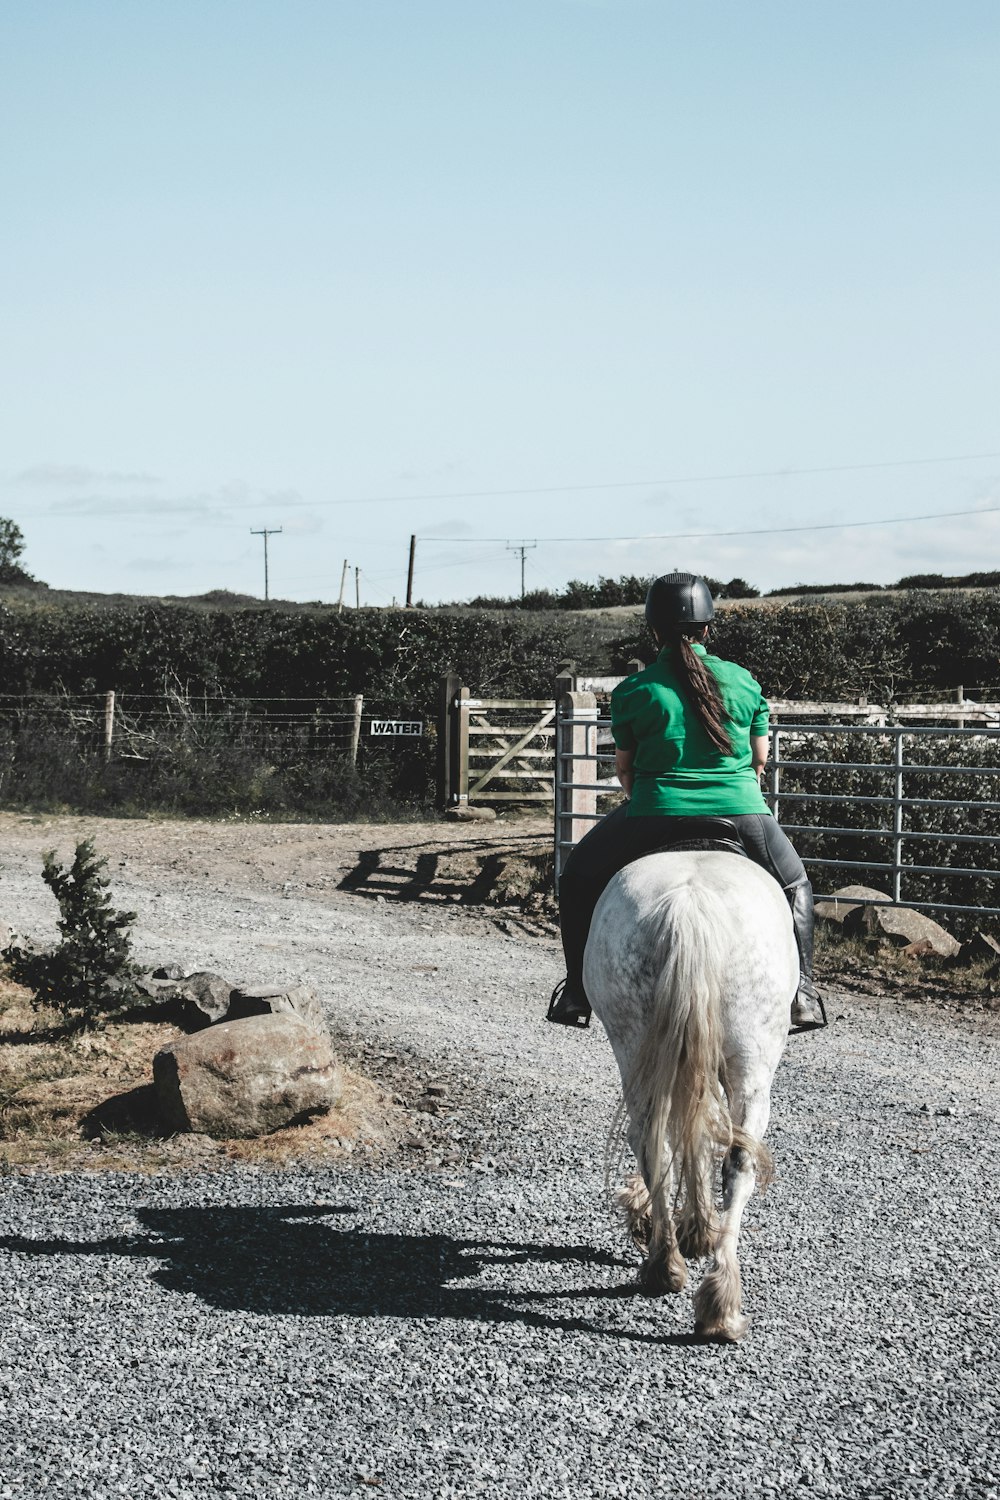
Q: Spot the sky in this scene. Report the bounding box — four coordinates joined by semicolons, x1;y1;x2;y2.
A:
2;0;999;606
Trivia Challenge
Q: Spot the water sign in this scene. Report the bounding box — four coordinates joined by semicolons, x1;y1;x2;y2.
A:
369;719;424;737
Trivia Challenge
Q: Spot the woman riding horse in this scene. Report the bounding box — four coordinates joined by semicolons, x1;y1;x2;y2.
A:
548;571;826;1032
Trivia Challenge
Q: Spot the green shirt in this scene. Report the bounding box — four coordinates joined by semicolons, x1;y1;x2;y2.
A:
610;643;770;818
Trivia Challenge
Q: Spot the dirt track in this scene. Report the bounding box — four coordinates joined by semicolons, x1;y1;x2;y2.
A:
2;813;999;1495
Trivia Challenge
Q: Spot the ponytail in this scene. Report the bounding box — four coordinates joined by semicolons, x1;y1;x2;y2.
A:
673;633;732;756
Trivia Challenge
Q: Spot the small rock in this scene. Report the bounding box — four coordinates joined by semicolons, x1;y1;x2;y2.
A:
956;930;1000;966
845;903;960;958
151;963;186;981
445;805;497;823
173;971;235;1029
901;939;936;959
226;983;327;1034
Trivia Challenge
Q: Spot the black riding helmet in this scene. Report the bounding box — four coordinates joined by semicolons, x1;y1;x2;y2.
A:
645;572;715;635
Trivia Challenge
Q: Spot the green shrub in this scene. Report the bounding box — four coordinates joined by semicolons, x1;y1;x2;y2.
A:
3;840;141;1025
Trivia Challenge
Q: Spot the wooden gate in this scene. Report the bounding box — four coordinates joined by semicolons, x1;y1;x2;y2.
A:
438;673;555;807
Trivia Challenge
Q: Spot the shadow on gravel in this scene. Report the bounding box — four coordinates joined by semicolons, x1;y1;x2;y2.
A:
338;844;507;905
0;1203;699;1346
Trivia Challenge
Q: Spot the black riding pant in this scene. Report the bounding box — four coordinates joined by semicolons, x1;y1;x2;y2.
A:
558;804;814;1000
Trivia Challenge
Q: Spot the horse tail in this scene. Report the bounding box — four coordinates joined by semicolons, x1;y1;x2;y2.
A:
627;878;771;1262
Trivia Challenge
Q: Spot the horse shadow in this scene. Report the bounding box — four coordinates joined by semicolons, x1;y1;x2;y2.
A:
0;1204;700;1345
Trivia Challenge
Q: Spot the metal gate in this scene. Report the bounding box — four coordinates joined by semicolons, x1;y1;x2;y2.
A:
553;694;1000;918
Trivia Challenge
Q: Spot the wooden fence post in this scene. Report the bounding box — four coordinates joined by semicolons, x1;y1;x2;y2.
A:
104;691;115;761
554;660;576;694
455;686;470;807
349;694;364;765
437;671;462;808
554;689;598;888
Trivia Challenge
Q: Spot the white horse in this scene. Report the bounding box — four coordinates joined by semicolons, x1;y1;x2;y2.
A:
583;850;796;1342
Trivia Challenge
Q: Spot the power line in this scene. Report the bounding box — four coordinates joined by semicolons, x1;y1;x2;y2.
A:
422;502;1000;545
14;447;1000;519
335;448;1000;505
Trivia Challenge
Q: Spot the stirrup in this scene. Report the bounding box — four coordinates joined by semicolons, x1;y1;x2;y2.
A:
547;979;592;1029
789;977;828;1033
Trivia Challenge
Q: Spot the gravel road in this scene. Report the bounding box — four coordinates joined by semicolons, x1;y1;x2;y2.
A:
0;813;998;1499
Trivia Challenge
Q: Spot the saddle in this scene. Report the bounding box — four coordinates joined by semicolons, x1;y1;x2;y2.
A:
643;816;748;862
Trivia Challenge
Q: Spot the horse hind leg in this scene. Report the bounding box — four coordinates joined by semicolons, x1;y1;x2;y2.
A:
614;1172;652;1252
628;1130;687;1295
693;1088;774;1343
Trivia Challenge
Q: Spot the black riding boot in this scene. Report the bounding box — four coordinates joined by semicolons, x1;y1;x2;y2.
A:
547;867;594;1027
788;878;827;1030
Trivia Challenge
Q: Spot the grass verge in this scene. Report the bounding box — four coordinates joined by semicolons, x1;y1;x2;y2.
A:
0;979;399;1173
815;924;999;1013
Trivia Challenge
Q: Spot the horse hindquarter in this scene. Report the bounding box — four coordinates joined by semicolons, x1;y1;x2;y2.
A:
584;852;796;1339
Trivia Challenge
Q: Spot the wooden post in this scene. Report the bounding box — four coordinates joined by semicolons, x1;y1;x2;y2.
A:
554;689;598;888
337;559;348;613
554;661;576;696
455;685;470;807
406;534;416;607
349;694;363;765
437;671;461;808
103;690;115;761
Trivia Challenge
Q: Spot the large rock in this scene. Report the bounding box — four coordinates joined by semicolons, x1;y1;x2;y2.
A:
226;983;327;1033
153;1014;342;1138
814;885;891;924
843;902;960;958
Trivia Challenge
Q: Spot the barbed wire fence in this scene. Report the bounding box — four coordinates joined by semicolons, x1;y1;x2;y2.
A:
0;688;433;815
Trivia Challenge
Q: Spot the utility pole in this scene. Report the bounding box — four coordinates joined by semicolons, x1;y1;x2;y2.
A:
355;566;360;609
506;540;537;600
251;527;282;600
406;534;416;607
337;559;348;613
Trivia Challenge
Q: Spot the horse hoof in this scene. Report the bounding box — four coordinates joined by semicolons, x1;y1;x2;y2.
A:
694;1315;748;1343
637;1256;687;1297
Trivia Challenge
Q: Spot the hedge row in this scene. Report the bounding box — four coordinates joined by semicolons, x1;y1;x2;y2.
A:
0;587;996;706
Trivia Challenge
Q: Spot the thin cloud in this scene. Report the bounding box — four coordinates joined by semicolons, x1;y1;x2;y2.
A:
44;482;309;522
48;495;211;518
396;459;467;484
269;512;324;536
130;557;187;573
15;464;162;486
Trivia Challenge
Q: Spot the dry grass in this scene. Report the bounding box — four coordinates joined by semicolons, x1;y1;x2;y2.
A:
815;924;1000;1012
0;979;401;1173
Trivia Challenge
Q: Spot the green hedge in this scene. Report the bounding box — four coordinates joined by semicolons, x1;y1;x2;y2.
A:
0;601;613;702
0;589;997;704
